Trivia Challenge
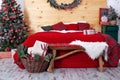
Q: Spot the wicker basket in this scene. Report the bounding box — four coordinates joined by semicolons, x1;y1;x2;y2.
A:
21;58;49;73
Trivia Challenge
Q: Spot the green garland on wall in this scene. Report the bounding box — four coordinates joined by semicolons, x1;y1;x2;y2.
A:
47;0;82;10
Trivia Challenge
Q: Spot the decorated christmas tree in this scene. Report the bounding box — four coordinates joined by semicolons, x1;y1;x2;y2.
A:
0;0;28;51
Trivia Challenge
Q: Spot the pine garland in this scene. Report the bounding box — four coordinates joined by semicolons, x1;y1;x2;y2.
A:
47;0;82;10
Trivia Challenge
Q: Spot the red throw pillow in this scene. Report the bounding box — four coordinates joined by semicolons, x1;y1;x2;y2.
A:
52;22;66;30
65;23;79;30
78;23;90;30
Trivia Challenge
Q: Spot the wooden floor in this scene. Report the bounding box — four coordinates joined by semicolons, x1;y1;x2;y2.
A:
0;58;120;80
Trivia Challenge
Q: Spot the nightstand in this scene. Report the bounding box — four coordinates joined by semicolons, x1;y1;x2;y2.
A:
101;25;119;41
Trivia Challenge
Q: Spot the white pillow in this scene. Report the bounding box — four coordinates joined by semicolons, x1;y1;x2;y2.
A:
83;29;98;35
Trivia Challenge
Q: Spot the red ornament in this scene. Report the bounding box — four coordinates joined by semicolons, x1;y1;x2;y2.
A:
20;11;22;13
10;16;12;18
2;16;6;20
10;29;13;33
12;0;15;2
14;8;16;10
10;40;13;43
23;27;26;30
13;36;16;38
9;4;12;7
9;34;12;37
18;37;21;40
12;8;15;11
18;21;20;23
13;15;17;18
15;30;18;32
18;10;22;14
6;18;9;20
3;7;8;11
14;26;16;28
2;0;5;3
4;33;8;36
5;47;11;51
18;29;21;32
10;24;13;26
0;33;2;36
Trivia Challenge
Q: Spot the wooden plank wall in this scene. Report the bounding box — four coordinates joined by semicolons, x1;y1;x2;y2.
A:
24;0;107;34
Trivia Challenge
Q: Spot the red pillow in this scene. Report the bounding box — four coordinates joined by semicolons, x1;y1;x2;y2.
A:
65;23;79;30
52;22;66;30
78;23;90;30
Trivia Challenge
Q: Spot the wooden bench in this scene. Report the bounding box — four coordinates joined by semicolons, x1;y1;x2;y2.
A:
47;44;104;72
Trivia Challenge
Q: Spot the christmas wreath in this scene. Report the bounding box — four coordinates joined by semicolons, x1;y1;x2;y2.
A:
47;0;82;10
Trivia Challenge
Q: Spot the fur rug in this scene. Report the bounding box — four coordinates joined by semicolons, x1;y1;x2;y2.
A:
70;40;108;60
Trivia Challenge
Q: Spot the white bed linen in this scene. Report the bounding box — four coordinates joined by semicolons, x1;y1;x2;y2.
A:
49;30;83;33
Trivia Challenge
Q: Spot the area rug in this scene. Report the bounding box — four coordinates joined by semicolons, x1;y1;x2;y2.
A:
0;58;120;80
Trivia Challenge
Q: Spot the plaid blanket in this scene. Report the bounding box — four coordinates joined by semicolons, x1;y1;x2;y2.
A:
102;34;120;67
48;43;85;50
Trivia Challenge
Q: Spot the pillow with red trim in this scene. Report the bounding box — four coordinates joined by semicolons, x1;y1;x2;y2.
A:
52;22;66;30
83;29;98;35
65;23;79;30
78;23;90;30
13;52;25;69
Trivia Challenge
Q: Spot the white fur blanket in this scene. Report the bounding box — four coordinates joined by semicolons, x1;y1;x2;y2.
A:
70;40;108;60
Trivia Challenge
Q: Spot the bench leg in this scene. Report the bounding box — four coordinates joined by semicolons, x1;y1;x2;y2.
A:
98;55;104;72
47;49;56;72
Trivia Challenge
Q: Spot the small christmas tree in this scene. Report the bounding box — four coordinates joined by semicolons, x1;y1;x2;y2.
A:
108;6;118;21
0;0;28;51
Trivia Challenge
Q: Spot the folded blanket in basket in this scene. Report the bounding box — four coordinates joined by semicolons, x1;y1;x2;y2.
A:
28;40;48;57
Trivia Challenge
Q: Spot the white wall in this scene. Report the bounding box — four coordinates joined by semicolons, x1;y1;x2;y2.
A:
16;0;24;12
107;0;120;43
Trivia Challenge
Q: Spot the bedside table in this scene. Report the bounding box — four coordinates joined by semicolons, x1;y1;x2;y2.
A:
101;25;119;41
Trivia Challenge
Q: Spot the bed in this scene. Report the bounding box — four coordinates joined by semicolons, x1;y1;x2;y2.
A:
14;22;120;71
22;22;120;69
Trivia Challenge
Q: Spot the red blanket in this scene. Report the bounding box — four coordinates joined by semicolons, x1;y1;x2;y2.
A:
23;32;105;47
22;31;120;67
102;34;120;66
